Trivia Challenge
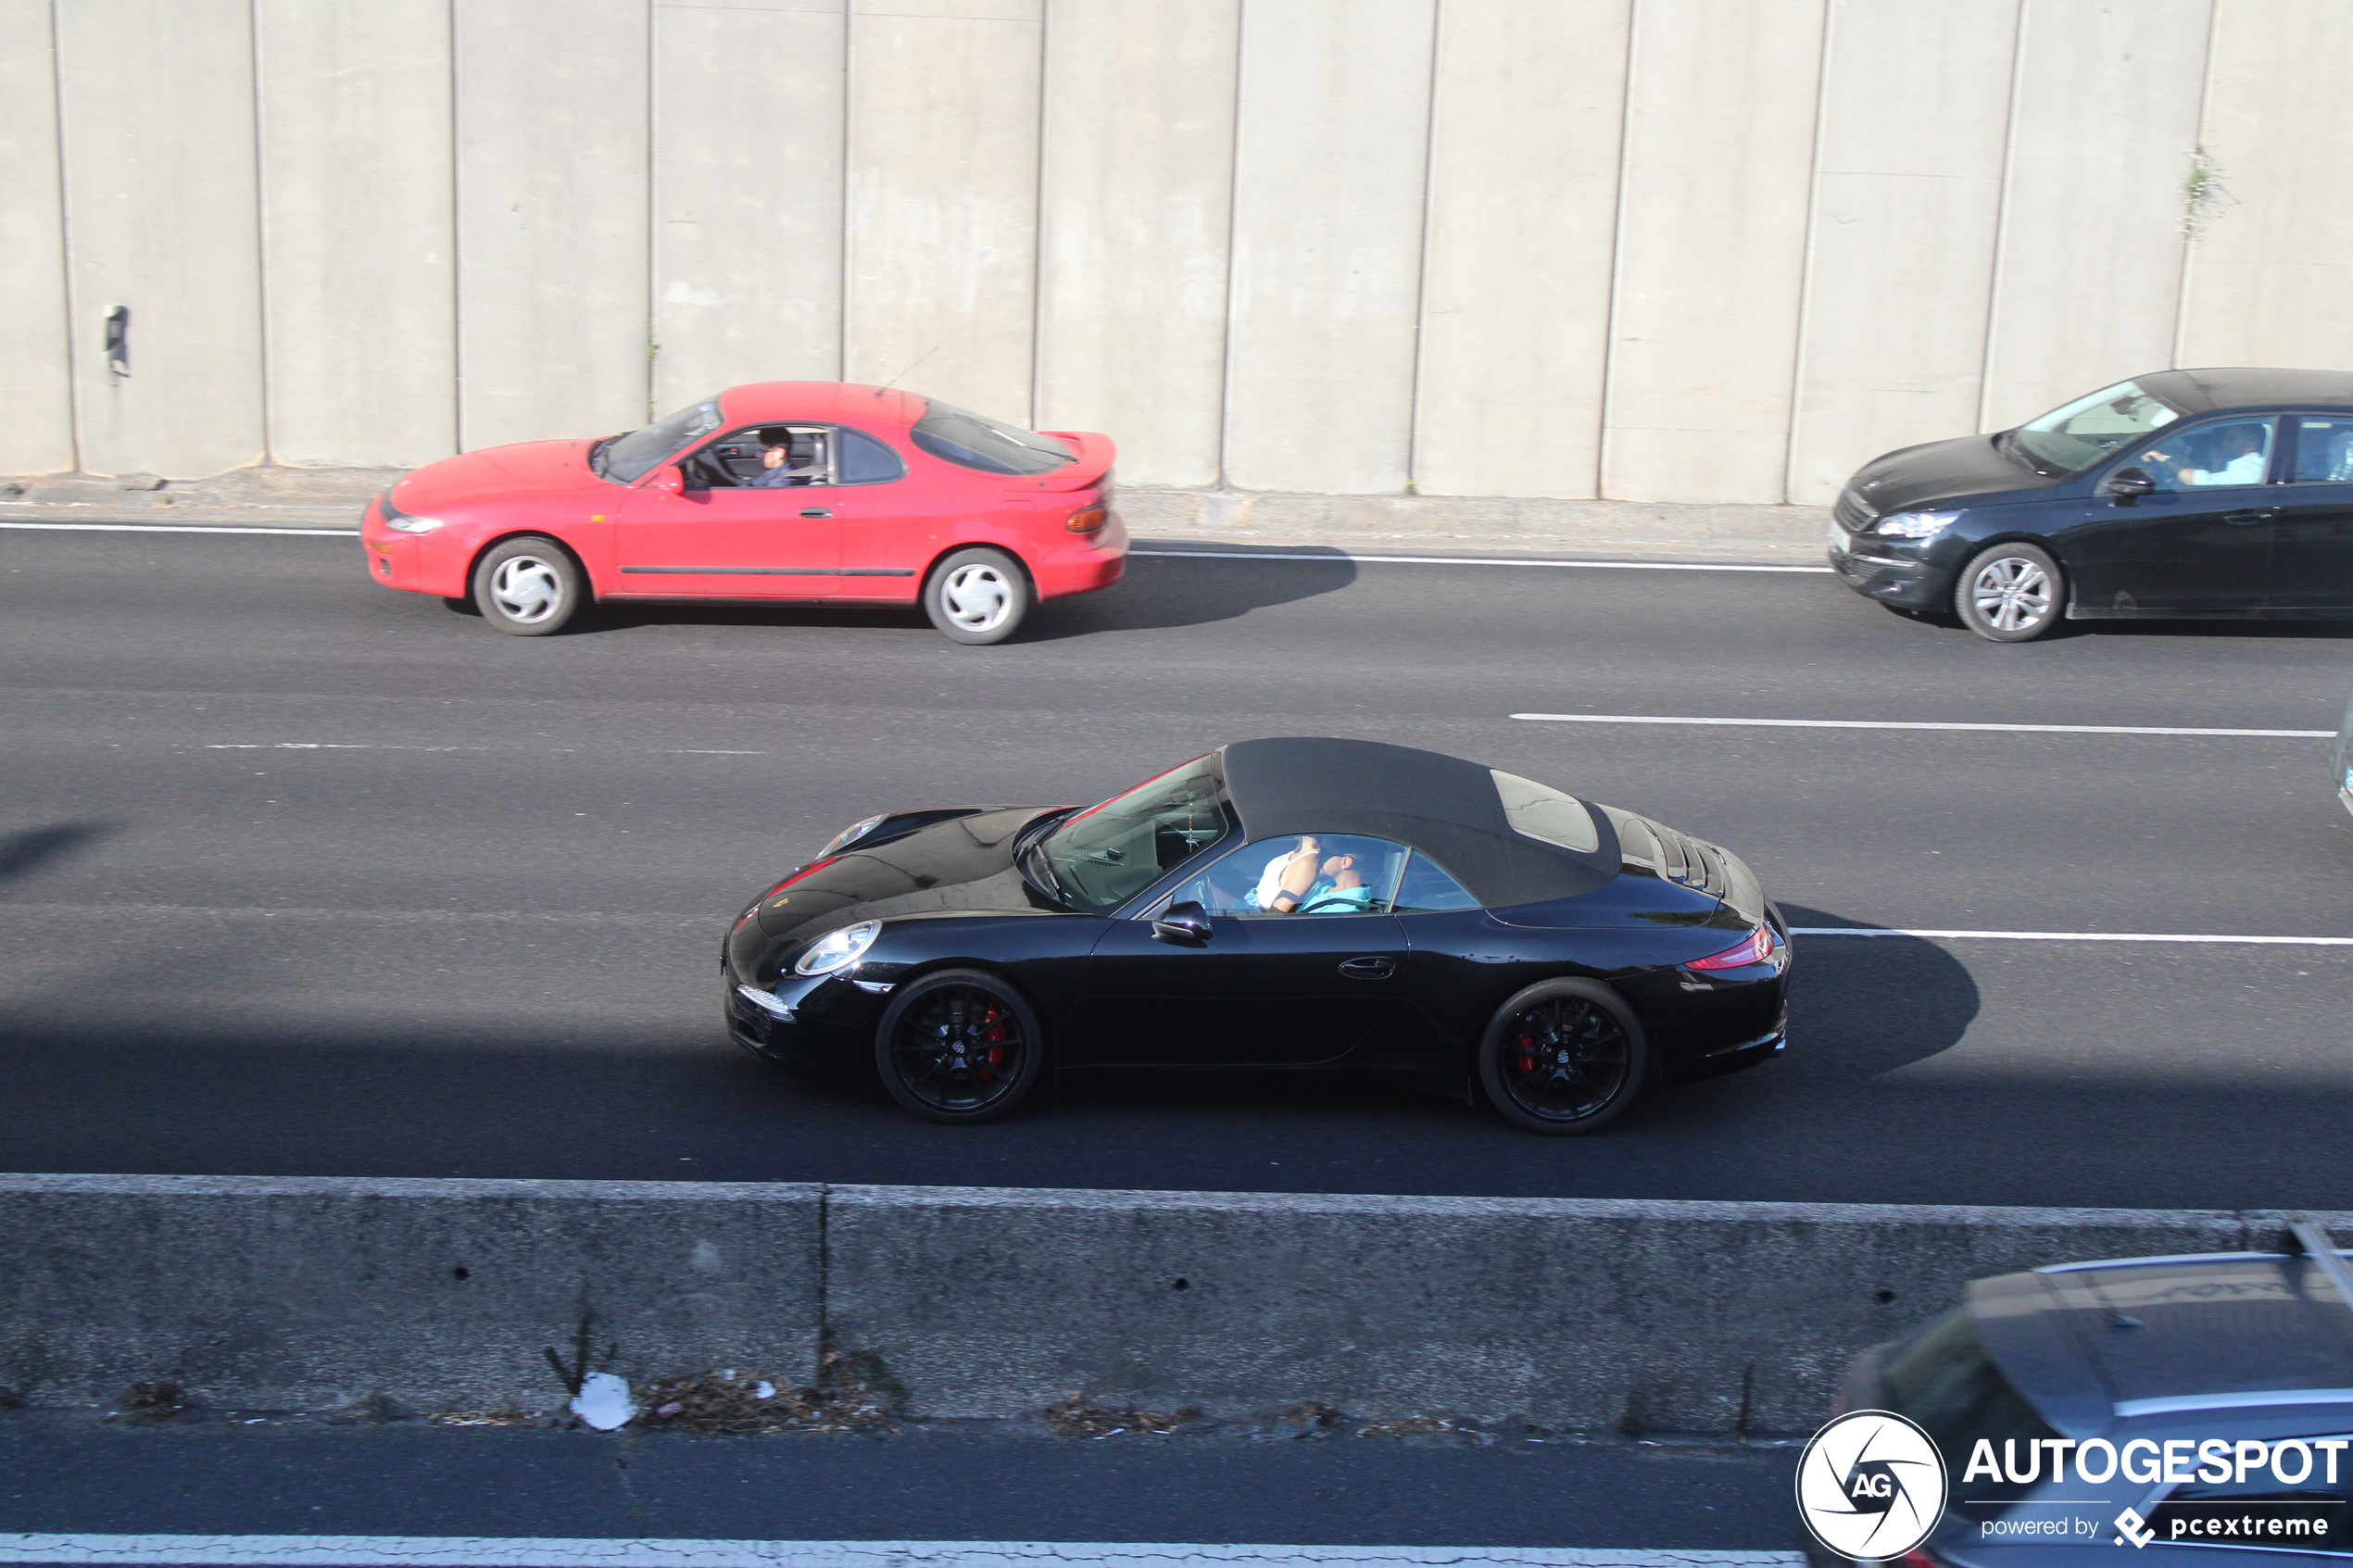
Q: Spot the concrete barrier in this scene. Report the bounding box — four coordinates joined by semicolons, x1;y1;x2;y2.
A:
0;1174;2335;1432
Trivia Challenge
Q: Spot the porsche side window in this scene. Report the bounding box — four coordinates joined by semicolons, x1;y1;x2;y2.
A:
1162;834;1407;917
1038;757;1227;913
1392;852;1478;913
1491;770;1601;853
837;426;908;484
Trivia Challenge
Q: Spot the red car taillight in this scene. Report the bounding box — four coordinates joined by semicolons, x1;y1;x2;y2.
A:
1064;506;1106;533
1686;924;1774;970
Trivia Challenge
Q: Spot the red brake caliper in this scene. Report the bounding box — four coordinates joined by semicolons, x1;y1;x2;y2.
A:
979;1002;1007;1078
1515;1029;1536;1078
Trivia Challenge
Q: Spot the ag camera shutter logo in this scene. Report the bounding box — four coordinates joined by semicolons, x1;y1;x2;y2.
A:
1796;1409;1950;1560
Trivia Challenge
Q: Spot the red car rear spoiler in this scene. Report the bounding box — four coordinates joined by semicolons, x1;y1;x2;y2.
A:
1031;431;1115;493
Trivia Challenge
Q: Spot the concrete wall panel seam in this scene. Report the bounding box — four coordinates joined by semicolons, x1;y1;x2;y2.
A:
1400;0;1443;492
2172;0;2225;370
1592;0;1641;502
1778;0;1842;507
1973;0;2033;433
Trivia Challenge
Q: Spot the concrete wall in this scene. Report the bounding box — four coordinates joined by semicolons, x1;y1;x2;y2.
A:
4;1173;2340;1435
0;0;2332;502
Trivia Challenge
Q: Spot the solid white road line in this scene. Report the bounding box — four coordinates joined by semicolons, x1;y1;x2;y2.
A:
0;521;359;537
1793;928;2353;946
1131;549;1829;573
0;1539;1804;1568
1513;713;2334;739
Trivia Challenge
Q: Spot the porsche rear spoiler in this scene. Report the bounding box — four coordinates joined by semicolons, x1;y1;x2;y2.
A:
1030;430;1115;493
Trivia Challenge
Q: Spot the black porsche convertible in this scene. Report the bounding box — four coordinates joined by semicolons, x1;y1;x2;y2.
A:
723;738;1790;1134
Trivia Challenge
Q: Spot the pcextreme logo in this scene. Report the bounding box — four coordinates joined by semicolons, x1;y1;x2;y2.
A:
1796;1409;1950;1560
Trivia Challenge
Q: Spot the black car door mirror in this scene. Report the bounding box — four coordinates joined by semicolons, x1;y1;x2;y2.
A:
2101;467;2156;499
1151;900;1212;947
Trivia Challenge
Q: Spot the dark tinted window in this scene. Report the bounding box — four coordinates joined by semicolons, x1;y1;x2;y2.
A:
2290;417;2353;484
837;426;906;484
911;399;1075;475
2138;417;2274;491
1879;1308;2058;1522
1393;852;1478;913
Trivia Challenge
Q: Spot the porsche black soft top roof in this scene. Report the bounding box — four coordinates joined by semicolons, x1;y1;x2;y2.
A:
1217;737;1615;908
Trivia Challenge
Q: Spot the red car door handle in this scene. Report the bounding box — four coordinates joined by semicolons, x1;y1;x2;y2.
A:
1338;956;1395;980
2223;508;2276;524
799;508;831;519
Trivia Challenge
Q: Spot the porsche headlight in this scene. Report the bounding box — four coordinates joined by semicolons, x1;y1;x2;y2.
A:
1872;509;1959;540
794;920;880;975
820;814;887;857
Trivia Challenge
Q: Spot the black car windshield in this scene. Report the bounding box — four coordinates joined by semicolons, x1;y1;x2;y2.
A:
1879;1308;2061;1522
1036;756;1227;913
598;396;724;483
910;399;1075;475
2007;379;2183;477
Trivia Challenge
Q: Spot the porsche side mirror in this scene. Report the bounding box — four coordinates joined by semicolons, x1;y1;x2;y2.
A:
2101;467;2155;499
644;467;684;495
1151;901;1212;947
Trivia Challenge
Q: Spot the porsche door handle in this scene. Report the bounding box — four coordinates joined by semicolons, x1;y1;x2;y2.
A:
2222;508;2276;525
799;508;832;519
1338;956;1396;980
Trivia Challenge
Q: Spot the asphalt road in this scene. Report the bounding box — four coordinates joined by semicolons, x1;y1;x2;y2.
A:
0;1412;1795;1552
5;525;2351;1209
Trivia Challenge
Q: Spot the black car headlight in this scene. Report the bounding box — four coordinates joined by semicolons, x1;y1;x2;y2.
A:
795;920;880;976
819;814;887;858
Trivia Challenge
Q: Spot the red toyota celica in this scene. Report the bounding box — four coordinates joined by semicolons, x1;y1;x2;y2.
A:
360;383;1124;645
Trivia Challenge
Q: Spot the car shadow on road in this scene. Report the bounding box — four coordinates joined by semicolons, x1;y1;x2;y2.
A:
1770;904;1981;1083
0;821;114;886
579;547;1359;641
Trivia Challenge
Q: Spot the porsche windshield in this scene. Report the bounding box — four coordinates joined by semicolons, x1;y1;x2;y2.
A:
1036;757;1227;912
598;396;723;483
2007;380;2182;476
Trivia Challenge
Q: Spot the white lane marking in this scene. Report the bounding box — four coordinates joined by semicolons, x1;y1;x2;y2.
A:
0;903;711;930
0;521;359;537
1793;927;2353;947
1514;713;2334;739
1132;549;1829;573
0;1539;1802;1568
200;744;769;756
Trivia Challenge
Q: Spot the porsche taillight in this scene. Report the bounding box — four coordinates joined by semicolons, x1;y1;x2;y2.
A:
1064;506;1106;533
1686;924;1774;970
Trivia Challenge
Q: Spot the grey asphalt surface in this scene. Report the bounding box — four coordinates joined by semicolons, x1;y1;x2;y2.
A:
0;1412;1795;1550
5;526;2352;1209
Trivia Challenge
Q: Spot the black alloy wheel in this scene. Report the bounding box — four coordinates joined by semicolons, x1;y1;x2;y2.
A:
1478;979;1649;1135
1954;541;2063;643
874;969;1044;1123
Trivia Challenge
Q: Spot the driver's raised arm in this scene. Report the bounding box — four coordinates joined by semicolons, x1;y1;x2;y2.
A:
1265;850;1321;913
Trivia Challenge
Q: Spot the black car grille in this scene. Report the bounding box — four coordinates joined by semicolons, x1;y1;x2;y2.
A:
1832;487;1876;533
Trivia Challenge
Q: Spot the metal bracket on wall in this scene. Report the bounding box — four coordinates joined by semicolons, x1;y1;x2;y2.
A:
104;307;130;378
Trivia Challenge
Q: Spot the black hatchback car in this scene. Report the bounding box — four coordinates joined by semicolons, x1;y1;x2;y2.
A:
1816;1225;2353;1567
1831;369;2353;640
723;738;1790;1133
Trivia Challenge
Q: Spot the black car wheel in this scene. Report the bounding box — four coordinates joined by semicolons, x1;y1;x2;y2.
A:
472;536;584;635
1955;542;2062;643
1478;979;1649;1135
875;969;1043;1123
923;547;1031;645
